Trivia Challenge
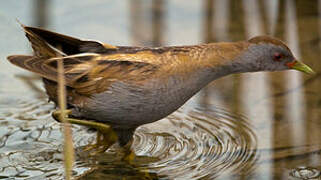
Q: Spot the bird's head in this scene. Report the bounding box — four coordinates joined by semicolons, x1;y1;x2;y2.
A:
237;36;314;74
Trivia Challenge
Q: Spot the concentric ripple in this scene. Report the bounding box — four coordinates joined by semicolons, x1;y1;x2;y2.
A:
133;107;258;179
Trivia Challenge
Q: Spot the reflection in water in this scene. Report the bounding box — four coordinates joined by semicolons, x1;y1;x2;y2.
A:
33;0;48;27
264;0;279;36
241;0;273;179
213;0;230;41
285;0;306;145
290;166;321;179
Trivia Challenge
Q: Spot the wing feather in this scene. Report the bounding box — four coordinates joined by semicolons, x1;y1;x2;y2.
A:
8;54;159;96
72;58;159;95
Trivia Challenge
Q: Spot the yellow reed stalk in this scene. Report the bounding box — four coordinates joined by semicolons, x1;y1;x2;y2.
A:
57;58;75;180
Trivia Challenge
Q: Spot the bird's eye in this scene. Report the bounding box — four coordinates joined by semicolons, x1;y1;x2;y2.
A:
273;53;282;61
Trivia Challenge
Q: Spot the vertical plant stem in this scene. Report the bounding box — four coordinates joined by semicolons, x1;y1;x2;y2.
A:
57;58;74;180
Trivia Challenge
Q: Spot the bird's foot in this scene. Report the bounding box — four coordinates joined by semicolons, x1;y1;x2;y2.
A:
84;131;118;155
121;148;136;164
120;148;155;179
52;109;118;155
52;109;73;122
52;109;111;132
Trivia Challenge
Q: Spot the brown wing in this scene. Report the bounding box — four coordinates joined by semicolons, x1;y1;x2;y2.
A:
7;54;159;96
7;54;91;84
72;58;158;95
8;24;168;96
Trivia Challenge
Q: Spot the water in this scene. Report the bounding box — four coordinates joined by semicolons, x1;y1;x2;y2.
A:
0;0;320;179
0;96;258;179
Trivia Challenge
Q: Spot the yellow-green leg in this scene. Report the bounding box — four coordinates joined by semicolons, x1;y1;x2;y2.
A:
121;141;136;164
119;140;155;178
52;110;118;155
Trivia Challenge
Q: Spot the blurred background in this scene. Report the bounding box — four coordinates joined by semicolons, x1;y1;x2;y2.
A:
0;0;320;179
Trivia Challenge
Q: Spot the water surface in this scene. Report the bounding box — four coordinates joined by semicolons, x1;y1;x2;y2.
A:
0;0;320;179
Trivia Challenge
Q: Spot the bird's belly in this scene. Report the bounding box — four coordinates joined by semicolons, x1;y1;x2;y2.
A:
81;81;195;128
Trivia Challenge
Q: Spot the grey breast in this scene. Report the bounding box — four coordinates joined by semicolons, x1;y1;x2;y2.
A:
79;70;212;128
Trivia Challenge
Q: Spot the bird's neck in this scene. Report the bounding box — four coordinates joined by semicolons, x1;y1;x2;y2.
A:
161;41;250;98
186;41;250;81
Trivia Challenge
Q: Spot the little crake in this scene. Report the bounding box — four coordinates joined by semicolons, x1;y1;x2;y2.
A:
7;25;314;159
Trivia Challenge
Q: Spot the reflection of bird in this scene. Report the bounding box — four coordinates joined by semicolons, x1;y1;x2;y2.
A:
7;25;314;161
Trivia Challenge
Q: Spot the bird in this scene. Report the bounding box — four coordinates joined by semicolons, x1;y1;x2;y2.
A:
7;25;314;161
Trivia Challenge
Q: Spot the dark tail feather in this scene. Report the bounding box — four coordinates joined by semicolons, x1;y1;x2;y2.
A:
23;26;117;55
23;26;83;55
20;25;61;58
